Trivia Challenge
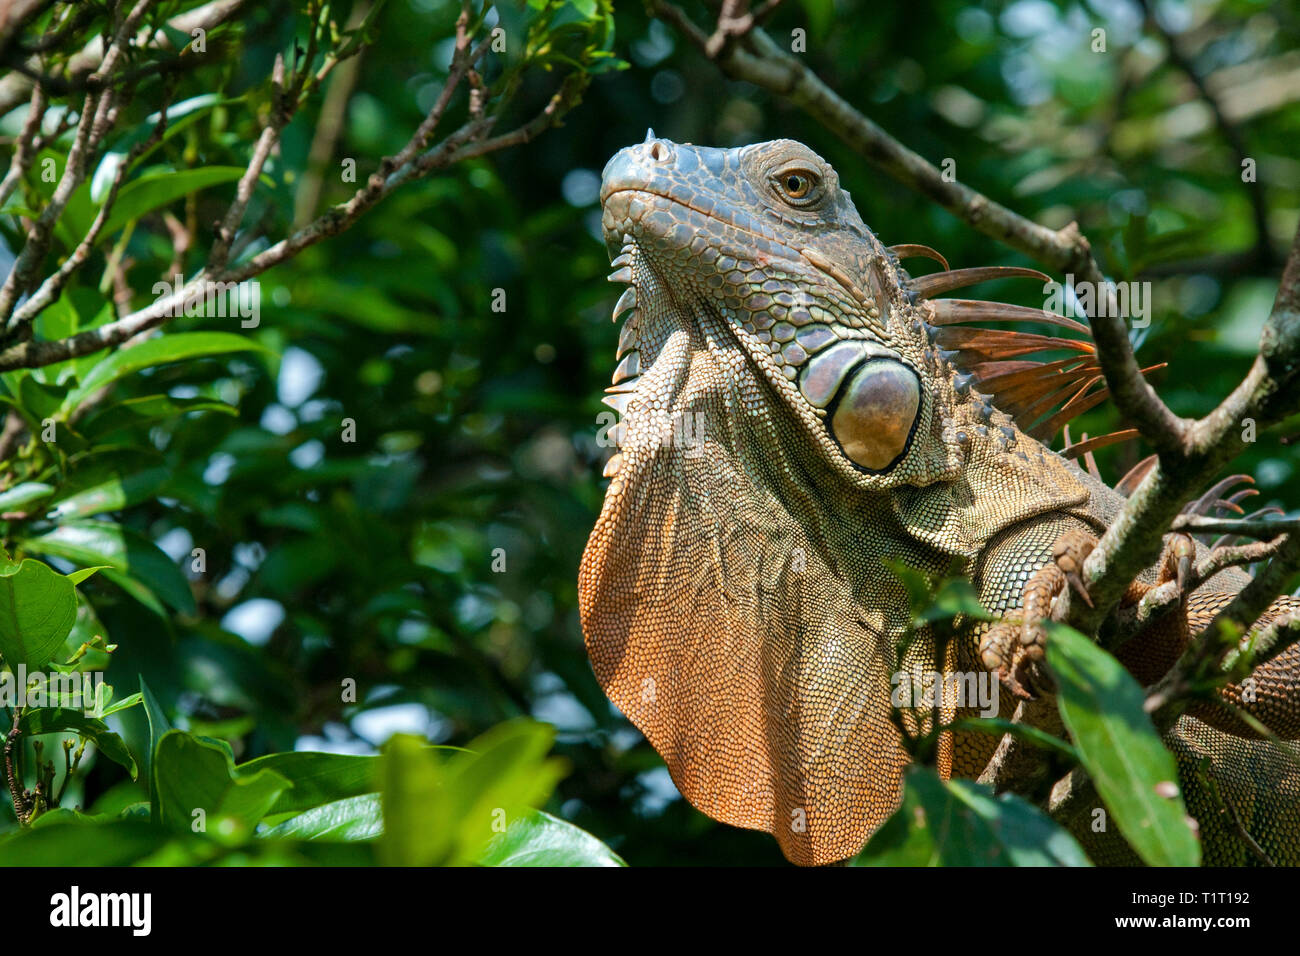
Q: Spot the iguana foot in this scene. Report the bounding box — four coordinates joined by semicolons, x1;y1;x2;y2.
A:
979;529;1098;699
980;529;1199;699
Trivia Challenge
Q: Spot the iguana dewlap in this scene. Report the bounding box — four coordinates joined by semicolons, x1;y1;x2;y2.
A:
578;134;1300;866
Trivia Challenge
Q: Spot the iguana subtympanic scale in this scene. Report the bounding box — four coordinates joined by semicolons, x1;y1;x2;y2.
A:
578;134;1300;865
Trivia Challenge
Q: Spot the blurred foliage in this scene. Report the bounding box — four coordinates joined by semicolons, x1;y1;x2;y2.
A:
0;0;1296;865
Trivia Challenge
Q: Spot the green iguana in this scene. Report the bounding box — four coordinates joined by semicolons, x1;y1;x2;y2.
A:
577;133;1300;866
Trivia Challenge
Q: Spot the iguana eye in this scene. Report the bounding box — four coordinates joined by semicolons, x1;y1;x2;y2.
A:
826;358;921;472
775;169;818;203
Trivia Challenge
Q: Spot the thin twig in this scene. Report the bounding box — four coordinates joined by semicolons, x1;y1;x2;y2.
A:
11;81;177;326
4;707;27;825
1172;515;1300;538
0;81;47;209
0;0;249;118
0;0;155;329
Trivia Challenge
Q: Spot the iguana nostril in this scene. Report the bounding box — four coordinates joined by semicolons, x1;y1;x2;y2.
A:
648;141;671;163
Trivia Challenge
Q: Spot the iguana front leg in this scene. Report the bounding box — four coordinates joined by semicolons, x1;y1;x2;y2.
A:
976;521;1300;740
978;527;1099;698
977;526;1186;695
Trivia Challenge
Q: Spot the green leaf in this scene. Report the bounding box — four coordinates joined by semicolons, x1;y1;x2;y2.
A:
0;819;168;865
45;461;170;520
140;676;173;820
91;95;227;200
0;558;78;668
379;719;566;866
0;483;55;514
29;807;109;828
914;577;995;624
99;166;248;238
80;394;237;440
20;707;137;778
65;566;108;586
153;730;290;834
946;716;1080;762
62;332;271;414
238;751;379;815
1045;622;1200;867
478;810;625;866
99;690;142;718
851;765;1091;866
288;277;428;334
883;561;993;626
101;569;169;618
18;375;69;423
22;520;195;615
263;793;383;842
377;735;446;866
32;298;79;374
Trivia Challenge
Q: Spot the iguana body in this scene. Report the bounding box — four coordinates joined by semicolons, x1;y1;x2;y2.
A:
578;135;1300;865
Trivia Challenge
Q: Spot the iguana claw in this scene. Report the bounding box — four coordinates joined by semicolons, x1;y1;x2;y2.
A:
1054;532;1095;608
979;529;1098;699
1165;532;1196;597
979;529;1203;700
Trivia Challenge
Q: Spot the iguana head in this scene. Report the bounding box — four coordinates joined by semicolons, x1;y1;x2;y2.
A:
579;134;1095;864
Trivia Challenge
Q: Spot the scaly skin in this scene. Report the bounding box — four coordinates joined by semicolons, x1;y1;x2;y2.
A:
578;135;1300;866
